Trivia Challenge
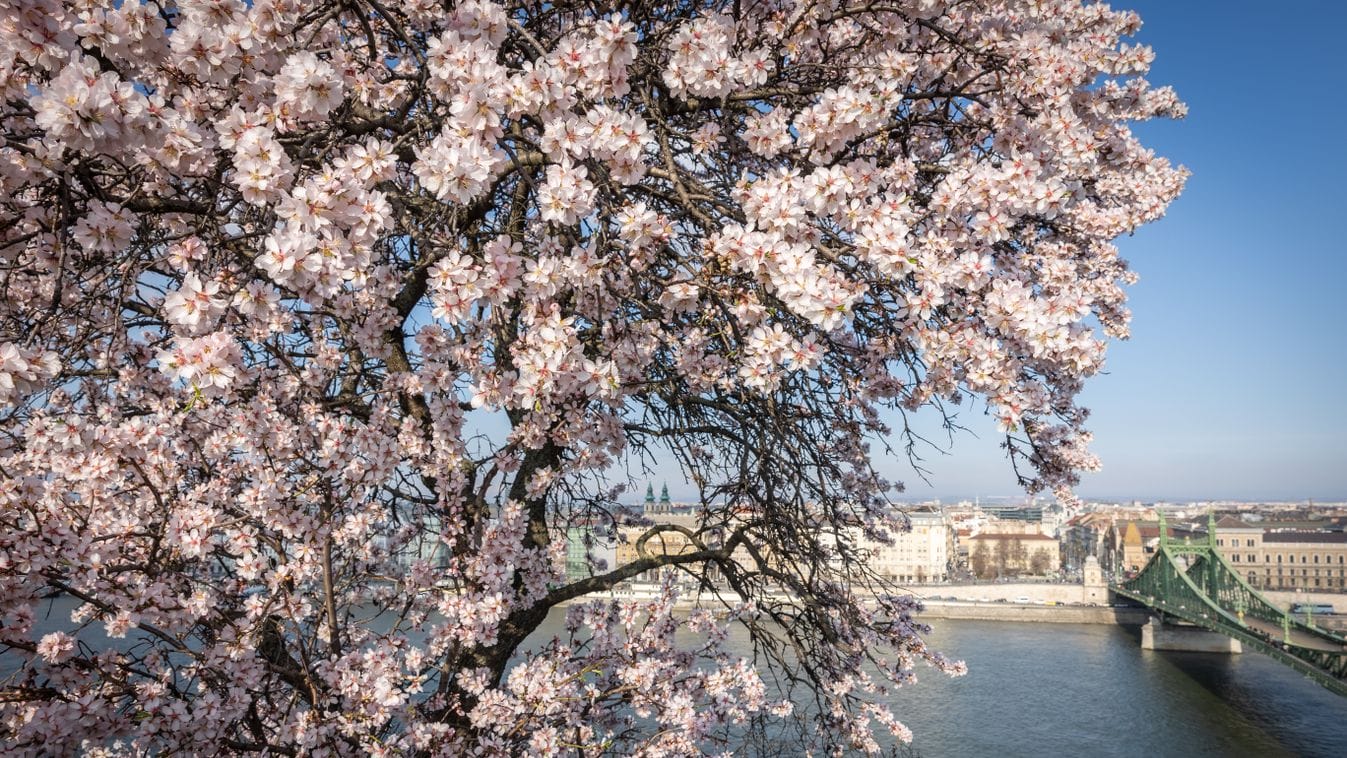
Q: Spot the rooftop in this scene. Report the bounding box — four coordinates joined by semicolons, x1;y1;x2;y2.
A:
1263;532;1347;544
1213;515;1259;530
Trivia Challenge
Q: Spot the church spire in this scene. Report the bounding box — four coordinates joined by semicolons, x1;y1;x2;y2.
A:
659;483;670;506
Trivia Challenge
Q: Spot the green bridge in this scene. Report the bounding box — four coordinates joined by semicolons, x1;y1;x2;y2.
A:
1110;512;1347;697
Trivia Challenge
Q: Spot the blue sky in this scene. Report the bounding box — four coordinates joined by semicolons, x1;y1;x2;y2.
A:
888;1;1347;503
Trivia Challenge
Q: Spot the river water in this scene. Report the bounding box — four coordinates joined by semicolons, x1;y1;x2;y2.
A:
871;619;1347;758
7;598;1346;756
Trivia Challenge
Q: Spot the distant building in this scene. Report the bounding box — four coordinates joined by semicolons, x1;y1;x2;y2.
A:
1120;521;1146;573
616;511;700;580
1060;511;1114;572
1040;504;1067;538
858;508;955;583
404;512;449;570
562;524;616;581
1210;515;1347;590
643;482;675;515
980;504;1044;522
1257;532;1347;590
1103;519;1199;574
980;518;1050;537
954;527;973;573
965;532;1059;578
1098;512;1347;592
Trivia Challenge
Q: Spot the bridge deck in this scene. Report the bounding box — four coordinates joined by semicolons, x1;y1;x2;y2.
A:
1240;617;1347;653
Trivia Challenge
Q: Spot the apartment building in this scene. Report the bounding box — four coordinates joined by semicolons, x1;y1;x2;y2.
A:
1214;516;1347;590
857;508;956;583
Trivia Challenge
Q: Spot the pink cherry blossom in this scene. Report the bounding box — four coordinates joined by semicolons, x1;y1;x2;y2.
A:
0;1;1185;754
35;632;75;664
162;272;225;331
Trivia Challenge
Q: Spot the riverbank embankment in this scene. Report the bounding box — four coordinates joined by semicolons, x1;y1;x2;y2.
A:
916;600;1148;624
593;581;1347;629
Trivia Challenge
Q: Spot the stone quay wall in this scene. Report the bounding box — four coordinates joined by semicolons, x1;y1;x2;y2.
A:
906;581;1093;605
915;601;1148;625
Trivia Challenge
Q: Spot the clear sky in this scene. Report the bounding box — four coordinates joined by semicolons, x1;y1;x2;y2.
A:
887;1;1347;503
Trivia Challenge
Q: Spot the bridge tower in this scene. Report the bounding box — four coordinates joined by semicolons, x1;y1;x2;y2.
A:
1140;510;1242;653
1083;556;1107;605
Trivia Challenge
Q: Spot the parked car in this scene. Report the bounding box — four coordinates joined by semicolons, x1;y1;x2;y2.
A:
1014;596;1031;604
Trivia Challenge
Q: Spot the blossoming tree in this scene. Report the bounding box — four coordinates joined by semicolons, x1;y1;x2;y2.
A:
0;0;1185;754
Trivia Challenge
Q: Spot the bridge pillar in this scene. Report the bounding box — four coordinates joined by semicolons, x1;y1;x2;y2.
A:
1141;617;1242;654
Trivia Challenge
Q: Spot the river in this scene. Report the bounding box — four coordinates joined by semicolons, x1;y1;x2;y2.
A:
872;619;1347;758
6;598;1346;756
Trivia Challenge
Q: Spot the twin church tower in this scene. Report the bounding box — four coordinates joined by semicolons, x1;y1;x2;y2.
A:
643;483;673;514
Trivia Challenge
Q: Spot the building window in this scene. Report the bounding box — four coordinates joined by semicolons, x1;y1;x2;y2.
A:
1217;539;1224;546
1232;554;1240;562
1314;555;1320;564
1247;554;1255;563
1277;554;1282;563
1303;556;1308;563
1246;539;1255;547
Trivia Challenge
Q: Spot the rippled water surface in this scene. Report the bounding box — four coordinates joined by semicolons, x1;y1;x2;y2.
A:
875;619;1347;758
